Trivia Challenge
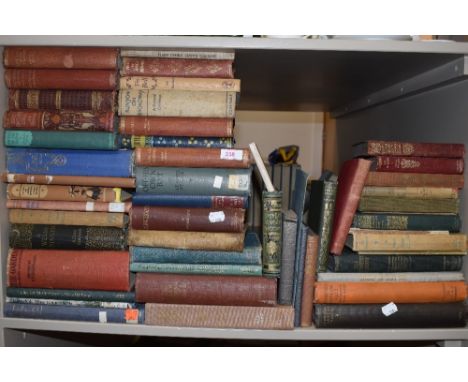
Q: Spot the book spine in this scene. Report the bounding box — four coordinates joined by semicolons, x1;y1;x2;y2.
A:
128;230;245;252
361;186;459;199
8;89;116;111
313;281;467;303
352;213;461;232
2;173;136;188
372;155;464;174
134;147;251;168
120;49;234;61
5;297;136;309
6;148;133;177
5;69;117;90
330;254;464;272
135;273;277;306
130;262;263;276
9;224;127;250
358;196;459;214
4;110;115;132
6;287;135;302
120;76;241;92
329;159;372;255
145;304;294;329
6;200;131;213
131;194;248;209
131;206;245;233
7;184;121;202
317;271;465;282
4;47;119;69
316;181;337;272
365;171;465;188
119;135;234;149
300;232;319;327
135;167;251;197
5;131;117;150
4;303;144;324
262;191;282;276
293;223;309;326
120;50;235;60
9;209;127;228
278;211;297;305
120;57;233;78
313;303;466;328
7;249;130;291
118;89;236;118
355;140;465;158
119;116;233;137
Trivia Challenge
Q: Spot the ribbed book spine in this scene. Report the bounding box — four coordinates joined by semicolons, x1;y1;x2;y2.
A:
278;210;297;305
118;89;236;118
4;303;144;324
353;140;465;158
120;76;240;92
135;167;251;196
9;224;127;250
145;304;294;329
300;232;319;327
6;148;133;177
2;173;136;188
371;155;464;174
317;272;465;282
262;191;282;276
131;194;248;209
130;263;262;276
6;287;135;302
358;196;459;214
119;135;233;149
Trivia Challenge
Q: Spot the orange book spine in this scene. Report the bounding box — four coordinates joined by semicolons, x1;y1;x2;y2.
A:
314;281;467;303
300;232;319;327
6;199;131;213
2;173;136;188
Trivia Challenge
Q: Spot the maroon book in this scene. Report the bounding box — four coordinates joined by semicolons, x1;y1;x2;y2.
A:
353;140;465;158
329;158;372;255
365;172;465;188
370;155;464;174
135;273;277;306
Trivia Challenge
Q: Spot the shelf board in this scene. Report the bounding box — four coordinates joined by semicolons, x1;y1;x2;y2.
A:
2;318;467;341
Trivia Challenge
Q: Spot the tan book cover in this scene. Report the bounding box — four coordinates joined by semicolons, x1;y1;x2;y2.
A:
120;76;240;92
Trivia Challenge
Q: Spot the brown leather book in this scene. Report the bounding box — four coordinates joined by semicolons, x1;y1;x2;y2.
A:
2;173;136;188
5;69;117;90
8;89;116;111
4;47;119;69
314;281;467;303
119;116;233;137
121;57;234;78
128;229;245;251
353;140;465;158
9;209;128;228
136;273;277;306
6;199;131;213
145;304;294;329
7;249;130;291
3;110;115;132
134;147;251;168
131;206;245;232
365;171;465;188
370;155;464;175
300;232;319;327
7;184;130;202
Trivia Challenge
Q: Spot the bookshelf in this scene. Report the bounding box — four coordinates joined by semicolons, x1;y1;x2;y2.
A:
1;36;468;346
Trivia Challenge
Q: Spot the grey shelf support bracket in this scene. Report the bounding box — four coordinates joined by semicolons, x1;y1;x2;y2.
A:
332;55;468;118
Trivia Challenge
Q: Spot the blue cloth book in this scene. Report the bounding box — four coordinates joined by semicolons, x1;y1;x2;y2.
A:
132;194;249;209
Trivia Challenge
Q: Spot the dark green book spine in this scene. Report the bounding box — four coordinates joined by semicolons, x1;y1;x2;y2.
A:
135;166;252;196
358;196;459;214
308;180;337;272
6;287;135;302
352;213;461;232
4;130;117;150
9;224;127;250
129;263;262;276
262;190;282;276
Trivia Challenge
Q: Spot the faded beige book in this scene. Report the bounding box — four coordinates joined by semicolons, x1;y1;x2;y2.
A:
119;76;240;92
361;186;458;199
118;89;236;118
346;229;467;254
128;229;245;251
120;49;235;60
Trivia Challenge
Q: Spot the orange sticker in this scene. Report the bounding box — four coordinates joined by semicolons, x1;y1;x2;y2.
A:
125;309;139;323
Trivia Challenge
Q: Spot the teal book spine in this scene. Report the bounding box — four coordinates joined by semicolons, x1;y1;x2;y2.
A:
129;262;263;276
352;213;461;232
262;190;283;276
6;287;136;302
4;130;117;150
135;166;252;196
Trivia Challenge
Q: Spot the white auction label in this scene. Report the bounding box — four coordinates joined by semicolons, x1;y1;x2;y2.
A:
220;149;243;161
228;174;250;191
85;202;95;211
213;176;223;189
7;174;15;182
108;202;126;212
98;311;107;323
381;302;398;317
209;211;225;223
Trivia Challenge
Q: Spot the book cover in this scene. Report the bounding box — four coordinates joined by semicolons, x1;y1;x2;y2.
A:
317;272;465;282
353;140;465;158
120;76;240;92
2;173;136;188
118;135;234;149
329;159;372;255
131;194;248;209
300;232;319;327
361;186;458;199
278;210;298;305
135;273;277;306
7;249;130;291
292;223;309;327
130;263;262;276
145;304;294;329
6;200;131;213
358;196;459;214
262;190;283;276
120;49;235;60
365;171;464;188
5;297;136;310
6;148;133;177
369;155;464;174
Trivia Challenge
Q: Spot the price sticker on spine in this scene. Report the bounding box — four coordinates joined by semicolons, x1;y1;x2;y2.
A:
209;211;225;223
381;302;398;317
220;149;243;161
213;176;223;189
98;311;107;323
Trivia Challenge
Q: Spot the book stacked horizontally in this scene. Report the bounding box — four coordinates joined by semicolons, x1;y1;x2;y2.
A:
2;47;141;324
314;140;467;328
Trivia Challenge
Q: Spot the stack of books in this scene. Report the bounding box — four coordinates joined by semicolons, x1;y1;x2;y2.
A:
2;46;142;323
314;140;467;328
